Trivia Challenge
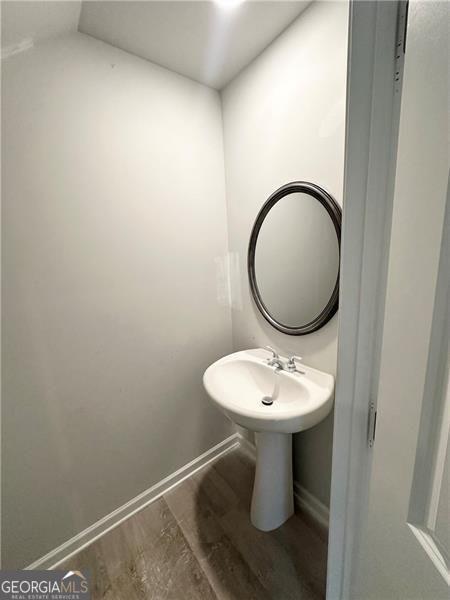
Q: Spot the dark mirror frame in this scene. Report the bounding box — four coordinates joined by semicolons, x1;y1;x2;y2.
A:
248;181;342;336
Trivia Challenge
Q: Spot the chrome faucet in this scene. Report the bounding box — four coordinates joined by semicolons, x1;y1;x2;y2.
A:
264;346;284;369
262;347;305;374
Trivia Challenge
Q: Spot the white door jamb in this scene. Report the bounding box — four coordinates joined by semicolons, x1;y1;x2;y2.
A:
326;2;407;598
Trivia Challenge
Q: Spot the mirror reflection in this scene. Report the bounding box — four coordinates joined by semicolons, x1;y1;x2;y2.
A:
249;183;341;335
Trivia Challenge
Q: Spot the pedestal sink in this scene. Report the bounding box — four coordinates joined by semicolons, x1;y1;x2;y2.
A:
203;348;334;531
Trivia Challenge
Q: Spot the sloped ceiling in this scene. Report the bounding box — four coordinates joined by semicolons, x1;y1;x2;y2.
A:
78;1;311;89
1;1;311;89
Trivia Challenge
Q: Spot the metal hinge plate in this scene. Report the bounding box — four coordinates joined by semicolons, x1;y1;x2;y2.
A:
394;1;409;93
368;402;377;448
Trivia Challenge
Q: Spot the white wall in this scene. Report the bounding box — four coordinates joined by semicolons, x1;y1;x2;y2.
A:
222;0;348;506
1;1;81;54
2;32;233;568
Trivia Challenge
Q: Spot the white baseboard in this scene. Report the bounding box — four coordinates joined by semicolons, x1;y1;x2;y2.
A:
27;433;240;570
27;431;328;570
237;433;257;458
293;481;329;531
236;435;329;532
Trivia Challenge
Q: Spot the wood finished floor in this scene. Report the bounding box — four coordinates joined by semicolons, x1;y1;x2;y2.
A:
60;446;327;600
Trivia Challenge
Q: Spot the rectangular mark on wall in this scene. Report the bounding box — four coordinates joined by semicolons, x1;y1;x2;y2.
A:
215;252;243;311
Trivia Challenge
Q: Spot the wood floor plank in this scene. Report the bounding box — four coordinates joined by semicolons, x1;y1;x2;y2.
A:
223;508;325;599
192;463;324;600
61;497;216;600
164;476;271;600
211;449;255;509
59;542;115;600
123;497;217;600
57;447;327;600
268;512;328;598
191;459;240;517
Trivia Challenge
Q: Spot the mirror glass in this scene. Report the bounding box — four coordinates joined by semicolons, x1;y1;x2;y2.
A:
250;186;340;333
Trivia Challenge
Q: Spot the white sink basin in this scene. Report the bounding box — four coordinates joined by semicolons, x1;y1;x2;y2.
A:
203;348;334;434
203;348;334;531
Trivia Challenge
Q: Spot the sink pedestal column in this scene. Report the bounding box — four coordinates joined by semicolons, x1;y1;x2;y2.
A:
250;431;294;531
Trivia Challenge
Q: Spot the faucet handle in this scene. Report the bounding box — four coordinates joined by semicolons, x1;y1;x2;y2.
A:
287;355;303;372
263;346;279;361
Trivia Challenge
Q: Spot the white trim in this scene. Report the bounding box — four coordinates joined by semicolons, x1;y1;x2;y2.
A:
327;1;406;598
26;433;240;570
293;482;329;532
408;525;450;586
237;434;257;458
26;431;329;570
236;435;329;532
427;375;450;531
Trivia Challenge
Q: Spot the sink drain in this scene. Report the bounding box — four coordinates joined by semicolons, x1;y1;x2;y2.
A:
261;396;273;406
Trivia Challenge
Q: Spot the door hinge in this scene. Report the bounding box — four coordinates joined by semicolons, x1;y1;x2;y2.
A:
394;1;408;92
396;0;409;56
402;1;409;54
368;401;377;448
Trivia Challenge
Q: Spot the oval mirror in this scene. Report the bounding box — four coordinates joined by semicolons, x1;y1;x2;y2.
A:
248;181;341;335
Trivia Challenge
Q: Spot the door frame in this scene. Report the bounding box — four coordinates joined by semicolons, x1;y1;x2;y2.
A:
326;1;408;597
